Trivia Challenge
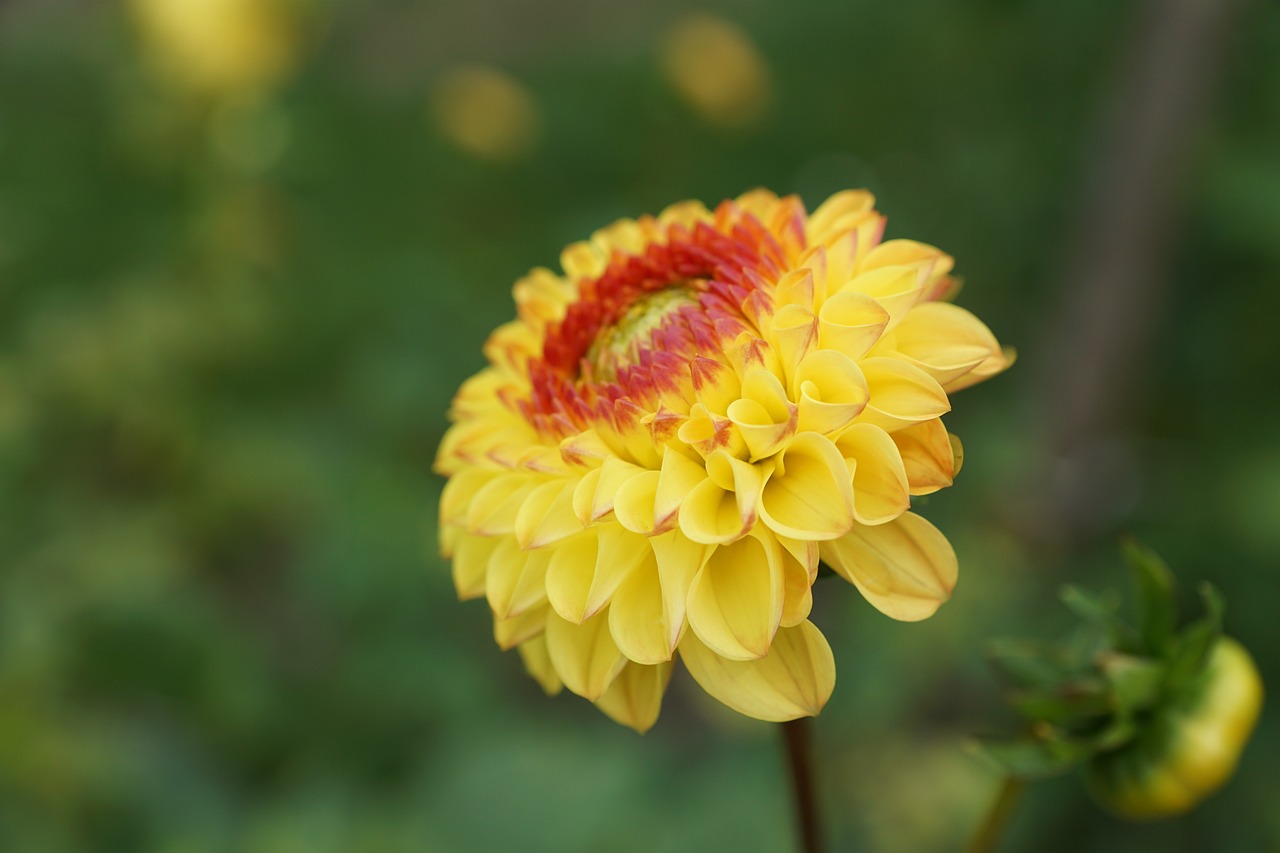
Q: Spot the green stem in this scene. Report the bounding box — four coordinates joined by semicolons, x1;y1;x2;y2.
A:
781;717;825;853
966;775;1027;853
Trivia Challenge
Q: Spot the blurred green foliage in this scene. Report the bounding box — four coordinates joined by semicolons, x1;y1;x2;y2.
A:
0;0;1277;851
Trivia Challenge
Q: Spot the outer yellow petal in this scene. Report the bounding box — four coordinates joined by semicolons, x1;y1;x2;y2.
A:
494;604;548;650
485;537;551;619
759;432;854;540
857;357;950;432
546;525;649;624
439;467;497;531
819;512;958;621
793;349;869;436
452;532;499;600
891;302;1001;388
655;445;707;531
680;620;835;721
608;551;671;664
514;479;583;549
780;543;814;628
595;660;674;734
834;423;910;525
650;529;709;653
891;418;955;496
466;472;539;535
686;533;785;660
838;266;923;330
590;457;649;522
858;238;954;278
817;290;889;359
517;635;563;695
545;609;627;700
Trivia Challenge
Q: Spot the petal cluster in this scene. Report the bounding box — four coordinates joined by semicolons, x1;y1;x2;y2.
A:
436;190;1011;731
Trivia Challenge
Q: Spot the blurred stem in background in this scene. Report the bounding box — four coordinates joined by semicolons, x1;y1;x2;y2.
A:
782;718;825;853
1026;0;1243;544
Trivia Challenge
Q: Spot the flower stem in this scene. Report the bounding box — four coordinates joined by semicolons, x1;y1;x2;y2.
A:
966;775;1027;853
781;717;824;853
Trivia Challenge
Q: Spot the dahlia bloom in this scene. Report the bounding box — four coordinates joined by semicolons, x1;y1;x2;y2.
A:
436;190;1011;732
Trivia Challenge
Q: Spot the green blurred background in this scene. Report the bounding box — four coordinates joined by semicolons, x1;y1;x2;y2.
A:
1;0;1276;850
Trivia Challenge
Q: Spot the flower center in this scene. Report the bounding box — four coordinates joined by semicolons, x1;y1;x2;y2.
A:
586;281;703;380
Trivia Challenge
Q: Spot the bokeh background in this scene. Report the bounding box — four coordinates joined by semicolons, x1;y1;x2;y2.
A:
1;0;1277;850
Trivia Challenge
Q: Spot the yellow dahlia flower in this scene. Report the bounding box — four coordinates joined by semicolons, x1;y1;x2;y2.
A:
436;190;1011;732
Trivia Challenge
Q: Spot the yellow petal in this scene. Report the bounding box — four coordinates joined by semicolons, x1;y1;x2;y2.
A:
614;469;662;535
780;544;814;628
590;457;648;522
687;533;785;660
608;550;672;664
466;472;538;535
572;467;602;525
545;525;649;624
595;660;674;734
545;609;627;700
655;445;708;531
514;478;583;549
858;238;954;277
759;432;854;540
440;467;497;529
817;290;889;359
678;402;746;460
838;266;924;330
793;349;869;436
518;634;563;695
819;512;958;621
891;418;955;496
691;356;741;414
680;620;835;721
560;240;606;281
451;532;499;600
834;423;910;525
769;303;818;387
857;357;950;432
726;368;798;461
677;449;762;544
485;537;551;619
945;345;1016;393
494;604;548;650
650;529;709;653
891;302;1001;387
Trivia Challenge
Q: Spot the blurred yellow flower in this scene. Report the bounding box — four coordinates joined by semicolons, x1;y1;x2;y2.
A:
430;67;541;163
435;190;1012;731
130;0;300;97
659;13;772;128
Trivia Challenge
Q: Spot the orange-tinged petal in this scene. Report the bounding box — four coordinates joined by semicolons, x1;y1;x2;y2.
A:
891;418;955;496
680;620;835;721
452;532;499;600
793;349;869;436
819;512;958;621
545;609;627;700
759;432;854;540
835;423;910;525
687;532;785;660
595;660;674;734
518;634;563;695
817;290;889;359
857;357;950;432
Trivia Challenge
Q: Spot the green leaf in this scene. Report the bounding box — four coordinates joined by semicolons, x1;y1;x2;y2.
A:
970;734;1091;779
1097;652;1164;716
1122;539;1176;656
987;638;1077;689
